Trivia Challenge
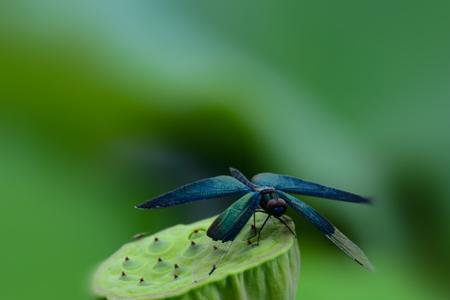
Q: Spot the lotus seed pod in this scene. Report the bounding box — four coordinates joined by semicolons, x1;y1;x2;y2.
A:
92;214;300;300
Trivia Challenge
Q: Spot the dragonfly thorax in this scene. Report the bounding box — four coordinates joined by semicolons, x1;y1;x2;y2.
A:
259;191;287;217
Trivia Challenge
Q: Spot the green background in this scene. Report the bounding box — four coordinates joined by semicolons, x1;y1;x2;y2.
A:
1;1;449;299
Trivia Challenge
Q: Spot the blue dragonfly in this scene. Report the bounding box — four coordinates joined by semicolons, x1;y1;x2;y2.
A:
136;167;373;270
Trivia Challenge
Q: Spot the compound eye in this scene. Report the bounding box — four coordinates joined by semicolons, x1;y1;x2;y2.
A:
266;199;277;210
271;206;286;217
273;207;285;214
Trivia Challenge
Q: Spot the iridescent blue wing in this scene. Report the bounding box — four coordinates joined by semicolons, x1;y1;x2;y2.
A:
278;190;373;270
207;192;260;242
136;176;251;209
229;167;259;189
252;173;371;204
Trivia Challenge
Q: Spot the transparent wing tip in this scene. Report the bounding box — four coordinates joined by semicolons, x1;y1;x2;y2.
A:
327;228;374;271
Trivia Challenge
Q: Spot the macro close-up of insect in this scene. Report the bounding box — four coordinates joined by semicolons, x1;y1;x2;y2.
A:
136;167;373;271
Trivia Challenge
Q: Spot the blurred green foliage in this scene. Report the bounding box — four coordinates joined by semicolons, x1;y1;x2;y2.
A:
1;1;449;299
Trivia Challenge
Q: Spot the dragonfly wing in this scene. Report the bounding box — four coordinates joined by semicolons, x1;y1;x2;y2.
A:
207;192;260;242
252;173;371;204
229;167;258;189
136;176;251;209
278;190;374;270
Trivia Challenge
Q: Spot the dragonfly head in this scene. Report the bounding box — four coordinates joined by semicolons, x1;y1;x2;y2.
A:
259;190;287;217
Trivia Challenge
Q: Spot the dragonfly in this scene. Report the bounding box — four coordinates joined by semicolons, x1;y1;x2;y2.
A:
136;167;373;270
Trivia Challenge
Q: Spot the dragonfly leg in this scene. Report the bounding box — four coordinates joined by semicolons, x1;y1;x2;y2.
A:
248;210;267;241
247;213;258;241
207;240;234;277
257;215;271;245
276;217;297;238
248;209;267;239
208;264;217;276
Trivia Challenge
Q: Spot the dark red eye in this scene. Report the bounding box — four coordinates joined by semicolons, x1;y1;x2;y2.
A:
266;199;277;210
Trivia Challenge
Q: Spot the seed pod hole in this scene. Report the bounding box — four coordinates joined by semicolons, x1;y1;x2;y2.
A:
122;257;142;270
152;257;171;273
118;271;136;282
189;228;206;240
149;235;172;254
183;241;205;258
137;277;151;286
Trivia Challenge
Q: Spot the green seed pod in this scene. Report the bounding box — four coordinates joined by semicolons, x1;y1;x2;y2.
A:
92;214;300;300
